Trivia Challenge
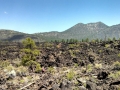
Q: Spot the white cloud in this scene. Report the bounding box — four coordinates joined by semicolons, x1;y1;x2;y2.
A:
4;11;8;14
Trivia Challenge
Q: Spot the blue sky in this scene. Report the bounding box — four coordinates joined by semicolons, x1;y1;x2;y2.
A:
0;0;120;34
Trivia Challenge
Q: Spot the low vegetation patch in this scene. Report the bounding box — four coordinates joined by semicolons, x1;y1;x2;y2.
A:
113;61;120;70
66;69;75;80
86;64;93;72
109;71;120;79
0;60;10;68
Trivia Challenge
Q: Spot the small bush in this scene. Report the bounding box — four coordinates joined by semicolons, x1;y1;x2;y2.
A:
68;44;79;49
0;60;10;68
4;65;14;72
118;53;120;57
113;61;120;70
86;64;93;72
48;67;55;73
105;44;110;48
16;66;28;74
69;50;76;58
74;63;79;68
35;63;42;73
22;37;36;49
21;49;31;54
20;79;25;84
32;49;40;56
109;71;120;79
95;63;102;69
66;70;75;80
26;60;42;73
44;42;53;48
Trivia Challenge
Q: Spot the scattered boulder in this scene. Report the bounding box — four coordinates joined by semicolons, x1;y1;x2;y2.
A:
110;80;120;86
86;80;97;90
97;71;108;80
78;86;87;90
7;70;16;79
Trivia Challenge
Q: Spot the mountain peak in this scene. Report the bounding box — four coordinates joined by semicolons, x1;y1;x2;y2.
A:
96;21;108;26
74;22;108;28
74;23;85;26
86;22;108;29
87;21;107;25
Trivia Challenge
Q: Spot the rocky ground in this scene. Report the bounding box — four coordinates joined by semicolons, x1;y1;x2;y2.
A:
0;40;120;90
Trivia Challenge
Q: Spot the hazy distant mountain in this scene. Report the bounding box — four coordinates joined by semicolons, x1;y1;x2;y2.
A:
0;29;60;42
58;22;109;40
0;22;120;42
0;29;24;41
105;24;120;39
0;29;40;42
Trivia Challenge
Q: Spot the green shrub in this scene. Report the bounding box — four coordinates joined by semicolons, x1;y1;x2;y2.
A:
91;40;95;43
66;70;75;80
22;37;36;49
68;44;79;49
109;71;120;79
113;61;120;70
69;50;76;57
32;49;40;56
86;64;93;72
16;66;28;76
26;60;41;73
95;63;102;69
44;42;53;48
48;67;55;73
20;79;25;84
21;49;31;54
74;63;79;68
16;66;28;73
21;38;41;73
0;60;10;68
118;53;120;57
4;65;14;72
21;54;32;66
105;44;110;48
35;63;42;73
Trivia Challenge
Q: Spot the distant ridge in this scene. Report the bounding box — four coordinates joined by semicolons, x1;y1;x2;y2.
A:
0;22;120;42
